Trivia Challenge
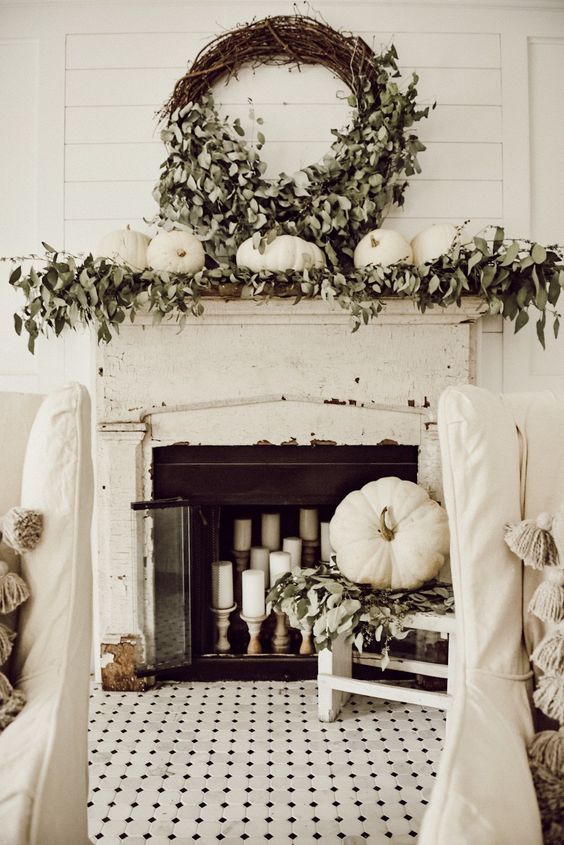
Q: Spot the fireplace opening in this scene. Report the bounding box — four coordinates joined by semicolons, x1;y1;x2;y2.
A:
133;444;418;681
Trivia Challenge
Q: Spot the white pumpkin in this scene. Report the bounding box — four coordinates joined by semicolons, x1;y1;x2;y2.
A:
236;234;326;272
353;229;412;269
147;230;205;274
95;227;150;270
329;477;449;590
411;224;457;266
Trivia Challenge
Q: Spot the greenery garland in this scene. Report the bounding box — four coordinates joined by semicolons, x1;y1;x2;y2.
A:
266;562;454;664
6;228;562;352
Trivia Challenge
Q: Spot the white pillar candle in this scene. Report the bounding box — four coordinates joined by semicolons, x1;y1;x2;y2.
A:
261;512;281;551
283;536;302;571
250;546;270;589
242;569;265;618
233;518;252;551
299;508;319;541
320;522;333;562
269;550;292;587
211;560;234;609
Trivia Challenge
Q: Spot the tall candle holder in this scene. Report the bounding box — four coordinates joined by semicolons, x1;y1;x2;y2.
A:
240;612;267;654
210;603;236;653
272;610;291;654
299;619;315;655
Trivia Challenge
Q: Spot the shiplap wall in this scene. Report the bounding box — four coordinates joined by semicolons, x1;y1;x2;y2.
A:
63;29;503;251
2;0;564;395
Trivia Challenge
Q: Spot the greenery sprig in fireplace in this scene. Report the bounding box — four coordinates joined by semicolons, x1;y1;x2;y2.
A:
266;563;454;665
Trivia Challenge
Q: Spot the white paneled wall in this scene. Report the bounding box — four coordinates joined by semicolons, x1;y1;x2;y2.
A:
63;27;503;252
2;1;564;394
503;36;564;391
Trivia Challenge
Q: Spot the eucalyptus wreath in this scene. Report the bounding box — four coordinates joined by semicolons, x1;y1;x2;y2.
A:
152;42;428;268
266;562;454;664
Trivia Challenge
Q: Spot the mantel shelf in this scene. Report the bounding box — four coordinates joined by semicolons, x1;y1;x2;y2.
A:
130;296;487;327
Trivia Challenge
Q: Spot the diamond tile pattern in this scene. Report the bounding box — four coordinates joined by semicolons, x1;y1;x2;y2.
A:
88;681;443;844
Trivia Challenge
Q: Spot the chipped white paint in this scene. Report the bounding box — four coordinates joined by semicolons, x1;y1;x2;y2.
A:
96;297;483;664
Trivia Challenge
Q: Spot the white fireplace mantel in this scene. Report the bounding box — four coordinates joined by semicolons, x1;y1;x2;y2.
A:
95;295;484;688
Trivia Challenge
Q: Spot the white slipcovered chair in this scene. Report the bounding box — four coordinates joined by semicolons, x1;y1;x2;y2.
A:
420;384;564;845
0;384;93;845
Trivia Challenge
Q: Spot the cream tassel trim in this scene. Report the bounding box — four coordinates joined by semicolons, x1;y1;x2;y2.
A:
532;626;564;676
534;674;564;724
529;727;564;776
0;564;30;615
504;513;559;569
528;570;564;623
0;507;43;553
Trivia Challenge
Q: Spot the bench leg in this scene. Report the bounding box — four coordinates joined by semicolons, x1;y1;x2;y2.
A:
318;635;352;722
445;630;457;737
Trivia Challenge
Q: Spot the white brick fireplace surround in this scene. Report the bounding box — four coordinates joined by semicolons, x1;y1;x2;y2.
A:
96;297;483;689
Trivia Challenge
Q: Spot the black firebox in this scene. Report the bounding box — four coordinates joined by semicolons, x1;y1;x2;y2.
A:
133;444;418;681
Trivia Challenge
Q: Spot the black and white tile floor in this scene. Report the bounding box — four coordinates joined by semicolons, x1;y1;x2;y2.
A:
88;681;443;844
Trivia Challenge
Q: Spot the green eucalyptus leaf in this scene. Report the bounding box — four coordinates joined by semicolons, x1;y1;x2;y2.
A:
514;309;529;333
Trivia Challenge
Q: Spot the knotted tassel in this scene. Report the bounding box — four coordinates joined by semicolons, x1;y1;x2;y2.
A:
534;674;564;723
0;623;16;665
0;560;30;615
0;507;43;553
532;626;564;676
528;569;564;623
529;727;564;776
504;512;559;569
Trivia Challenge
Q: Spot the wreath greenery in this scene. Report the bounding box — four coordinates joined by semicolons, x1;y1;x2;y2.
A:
152;40;428;268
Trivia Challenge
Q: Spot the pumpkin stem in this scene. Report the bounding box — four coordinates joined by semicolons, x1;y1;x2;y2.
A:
177;249;187;257
379;507;395;541
370;236;379;248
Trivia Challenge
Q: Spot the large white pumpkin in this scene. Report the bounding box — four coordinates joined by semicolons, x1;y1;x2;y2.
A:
236;234;326;272
147;230;205;274
411;224;457;266
95;227;150;270
353;229;412;269
329;477;449;589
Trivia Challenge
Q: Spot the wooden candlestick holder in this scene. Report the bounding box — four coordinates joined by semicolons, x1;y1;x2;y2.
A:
301;538;319;568
240;613;267;654
299;620;315;655
272;610;291;654
210;603;236;653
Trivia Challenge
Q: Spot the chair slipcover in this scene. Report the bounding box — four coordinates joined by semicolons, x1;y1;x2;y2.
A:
0;384;93;845
420;385;564;845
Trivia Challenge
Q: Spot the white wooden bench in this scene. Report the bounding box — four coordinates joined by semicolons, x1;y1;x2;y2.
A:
317;611;457;722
